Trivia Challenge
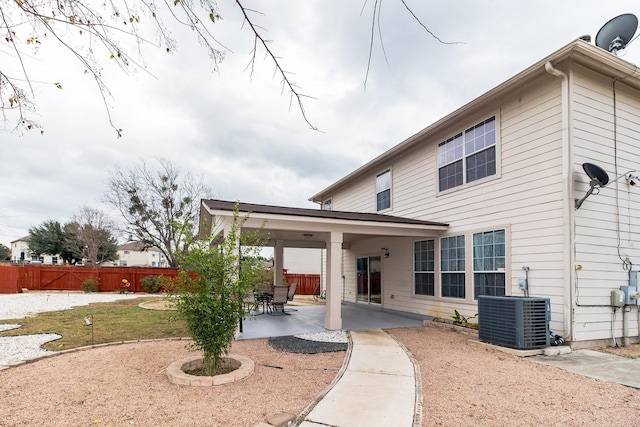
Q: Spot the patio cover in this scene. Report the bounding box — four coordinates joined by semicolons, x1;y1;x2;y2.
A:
199;199;448;330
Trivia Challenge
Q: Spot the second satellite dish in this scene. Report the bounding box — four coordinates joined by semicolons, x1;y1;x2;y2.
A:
595;13;638;55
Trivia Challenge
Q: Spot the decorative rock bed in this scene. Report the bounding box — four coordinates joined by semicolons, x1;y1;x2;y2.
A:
166;354;254;386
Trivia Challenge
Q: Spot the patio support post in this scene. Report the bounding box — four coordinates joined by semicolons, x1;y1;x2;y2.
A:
274;239;284;286
325;231;343;330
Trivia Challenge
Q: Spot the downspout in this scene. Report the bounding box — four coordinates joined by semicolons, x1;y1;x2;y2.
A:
545;61;573;342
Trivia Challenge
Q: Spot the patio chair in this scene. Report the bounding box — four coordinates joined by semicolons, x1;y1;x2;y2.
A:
284;283;298;312
269;285;290;315
243;291;258;313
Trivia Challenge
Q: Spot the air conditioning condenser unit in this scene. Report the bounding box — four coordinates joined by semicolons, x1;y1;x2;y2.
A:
477;296;550;350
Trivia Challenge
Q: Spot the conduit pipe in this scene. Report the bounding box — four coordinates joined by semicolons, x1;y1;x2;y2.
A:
612;308;618;347
545;61;572;341
623;305;631;347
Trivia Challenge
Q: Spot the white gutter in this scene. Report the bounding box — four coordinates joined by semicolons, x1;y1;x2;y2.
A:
545;61;573;341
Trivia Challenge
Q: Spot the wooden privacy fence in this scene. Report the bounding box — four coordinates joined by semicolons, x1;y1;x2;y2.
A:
0;264;181;293
283;273;321;295
0;265;19;293
0;264;322;295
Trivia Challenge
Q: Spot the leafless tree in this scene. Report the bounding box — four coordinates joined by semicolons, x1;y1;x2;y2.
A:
104;158;213;268
70;206;119;265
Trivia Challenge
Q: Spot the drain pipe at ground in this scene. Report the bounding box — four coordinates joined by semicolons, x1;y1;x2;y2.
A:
545;61;573;342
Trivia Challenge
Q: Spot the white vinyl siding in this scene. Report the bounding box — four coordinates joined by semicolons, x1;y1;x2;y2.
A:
571;64;640;342
315;54;640;345
326;73;567;330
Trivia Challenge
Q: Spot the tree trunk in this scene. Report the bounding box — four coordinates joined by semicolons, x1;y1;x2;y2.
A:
203;352;219;376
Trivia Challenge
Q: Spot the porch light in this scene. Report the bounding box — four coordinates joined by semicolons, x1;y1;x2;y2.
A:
84;314;94;345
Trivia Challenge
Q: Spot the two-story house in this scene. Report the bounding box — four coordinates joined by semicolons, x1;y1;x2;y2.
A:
200;38;640;348
10;236;62;264
116;242;168;267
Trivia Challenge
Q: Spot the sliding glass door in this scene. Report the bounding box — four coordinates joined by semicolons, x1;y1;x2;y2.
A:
356;256;382;304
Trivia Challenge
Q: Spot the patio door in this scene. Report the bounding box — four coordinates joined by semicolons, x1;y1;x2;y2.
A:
357;256;382;304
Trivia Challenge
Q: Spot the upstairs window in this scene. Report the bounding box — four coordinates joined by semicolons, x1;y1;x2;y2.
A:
438;116;496;191
376;170;391;211
323;199;332;211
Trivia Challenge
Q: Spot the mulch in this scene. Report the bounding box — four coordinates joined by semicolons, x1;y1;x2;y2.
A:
268;336;348;354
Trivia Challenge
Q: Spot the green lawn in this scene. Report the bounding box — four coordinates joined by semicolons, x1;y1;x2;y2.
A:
0;297;188;350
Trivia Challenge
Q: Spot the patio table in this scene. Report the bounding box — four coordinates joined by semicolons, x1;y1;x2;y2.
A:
254;292;273;315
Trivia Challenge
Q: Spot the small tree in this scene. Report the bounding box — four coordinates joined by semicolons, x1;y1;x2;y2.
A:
69;206;119;265
169;207;265;375
0;244;10;261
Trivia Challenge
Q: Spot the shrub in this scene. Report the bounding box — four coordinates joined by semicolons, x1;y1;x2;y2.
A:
168;207;266;376
82;276;100;293
140;275;164;293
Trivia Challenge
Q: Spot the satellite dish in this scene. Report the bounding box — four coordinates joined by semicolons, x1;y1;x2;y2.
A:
583;162;610;186
576;163;610;209
595;13;638;55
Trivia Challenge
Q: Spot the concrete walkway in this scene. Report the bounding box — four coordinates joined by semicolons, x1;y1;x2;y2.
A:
531;349;640;389
298;329;418;427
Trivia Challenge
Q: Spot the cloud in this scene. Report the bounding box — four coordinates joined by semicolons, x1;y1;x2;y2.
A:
3;0;640;245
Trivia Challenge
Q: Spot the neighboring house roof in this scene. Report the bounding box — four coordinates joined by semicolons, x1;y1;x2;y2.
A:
309;39;640;203
117;242;161;251
10;236;30;244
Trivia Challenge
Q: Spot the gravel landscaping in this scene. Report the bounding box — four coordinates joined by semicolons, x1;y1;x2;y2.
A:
1;293;640;426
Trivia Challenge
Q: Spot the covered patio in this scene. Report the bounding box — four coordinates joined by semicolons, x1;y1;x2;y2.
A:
199;199;448;331
237;302;432;340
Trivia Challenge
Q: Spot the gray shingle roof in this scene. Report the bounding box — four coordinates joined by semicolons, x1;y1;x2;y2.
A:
202;199;448;227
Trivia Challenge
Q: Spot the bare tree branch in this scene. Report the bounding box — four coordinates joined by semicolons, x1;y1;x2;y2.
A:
1;0;227;135
363;0;464;90
2;0;459;135
398;0;463;46
234;0;318;131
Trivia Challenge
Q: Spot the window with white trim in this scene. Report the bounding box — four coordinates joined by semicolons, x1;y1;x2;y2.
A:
473;229;506;298
414;240;435;296
323;199;332;211
376;170;391;211
441;235;465;298
438;116;496;191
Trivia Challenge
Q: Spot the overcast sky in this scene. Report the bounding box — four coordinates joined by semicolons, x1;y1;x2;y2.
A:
3;1;640;247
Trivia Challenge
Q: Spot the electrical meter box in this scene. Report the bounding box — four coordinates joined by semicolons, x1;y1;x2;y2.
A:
620;285;638;305
611;289;625;307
